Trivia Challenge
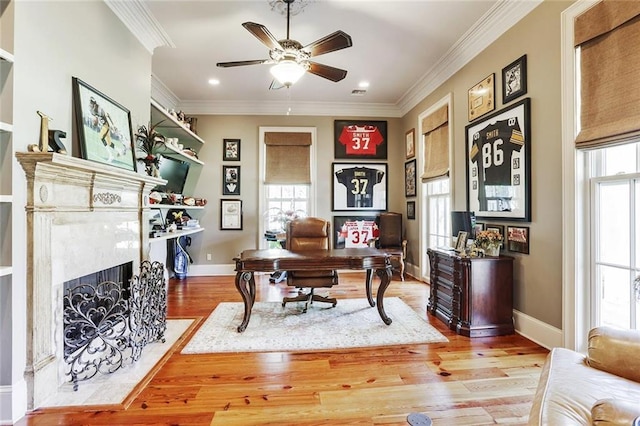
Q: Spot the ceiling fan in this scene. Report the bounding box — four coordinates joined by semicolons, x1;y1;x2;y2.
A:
216;0;353;89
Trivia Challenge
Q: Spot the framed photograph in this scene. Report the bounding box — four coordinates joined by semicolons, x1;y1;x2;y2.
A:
468;73;495;122
222;165;240;196
332;162;387;211
334;120;388;160
405;128;416;159
407;201;416;220
466;97;531;221
333;215;377;249
485;224;505;239
473;222;485;239
502;54;527;104
455;231;468;252
220;199;243;230
223;138;240;161
405;159;417;198
72;77;136;172
507;225;530;254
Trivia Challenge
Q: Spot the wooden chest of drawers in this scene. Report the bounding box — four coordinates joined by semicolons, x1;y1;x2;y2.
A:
427;248;514;337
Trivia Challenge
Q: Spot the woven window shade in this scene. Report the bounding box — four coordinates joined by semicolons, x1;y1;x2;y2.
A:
575;1;640;148
420;105;449;182
265;132;312;184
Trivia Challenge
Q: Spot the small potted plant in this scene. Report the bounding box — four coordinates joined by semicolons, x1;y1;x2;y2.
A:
135;121;166;177
474;229;503;256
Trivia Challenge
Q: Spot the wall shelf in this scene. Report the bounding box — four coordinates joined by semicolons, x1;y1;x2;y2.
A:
0;266;12;277
150;98;204;146
155;142;204;165
0;121;12;133
149;227;204;242
0;47;14;63
0;195;12;203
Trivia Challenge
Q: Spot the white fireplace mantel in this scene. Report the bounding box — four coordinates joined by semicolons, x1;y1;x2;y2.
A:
16;152;164;410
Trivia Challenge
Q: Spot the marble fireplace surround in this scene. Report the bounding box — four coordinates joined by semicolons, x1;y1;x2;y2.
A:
17;153;163;410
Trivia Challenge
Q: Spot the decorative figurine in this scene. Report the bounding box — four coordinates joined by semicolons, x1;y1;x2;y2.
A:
48;130;67;154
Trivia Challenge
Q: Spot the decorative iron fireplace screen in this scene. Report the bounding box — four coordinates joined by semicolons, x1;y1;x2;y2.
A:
63;260;166;390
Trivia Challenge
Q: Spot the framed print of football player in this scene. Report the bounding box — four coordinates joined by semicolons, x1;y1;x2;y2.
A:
332;163;387;211
334;120;387;160
465;98;531;221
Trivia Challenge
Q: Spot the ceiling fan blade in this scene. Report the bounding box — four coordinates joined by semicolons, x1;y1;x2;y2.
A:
303;31;353;57
308;62;348;82
242;22;283;50
216;59;270;68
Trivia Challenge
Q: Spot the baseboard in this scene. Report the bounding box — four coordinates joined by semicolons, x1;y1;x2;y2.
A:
0;385;11;425
513;309;562;350
0;379;27;425
188;263;235;276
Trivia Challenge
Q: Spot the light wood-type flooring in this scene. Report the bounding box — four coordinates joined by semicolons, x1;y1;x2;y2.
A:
18;272;549;425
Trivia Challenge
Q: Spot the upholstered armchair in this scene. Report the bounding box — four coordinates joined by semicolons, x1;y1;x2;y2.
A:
371;212;407;281
282;217;339;312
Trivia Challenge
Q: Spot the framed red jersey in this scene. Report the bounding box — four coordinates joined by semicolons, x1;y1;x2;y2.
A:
334;120;387;160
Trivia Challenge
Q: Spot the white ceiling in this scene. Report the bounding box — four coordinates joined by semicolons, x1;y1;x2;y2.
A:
113;1;540;116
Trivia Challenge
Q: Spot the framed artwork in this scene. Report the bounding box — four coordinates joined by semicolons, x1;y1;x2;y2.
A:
507;225;530;254
222;165;240;196
466;97;531;221
473;222;485;238
502;54;527;104
455;231;468;252
407;201;416;220
223;138;240;161
220;199;243;230
332;162;387;211
405;128;416;159
468;73;495;122
333;215;377;249
72;77;136;172
405;159;417;198
334;120;388;160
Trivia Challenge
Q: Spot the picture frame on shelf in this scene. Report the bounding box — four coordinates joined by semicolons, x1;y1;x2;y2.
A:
468;73;495;122
223;138;240;161
466;97;531;221
502;54;527;104
332;215;377;249
220;199;243;230
507;225;530;254
332;162;387;211
72;77;137;172
405;128;415;159
455;231;468;252
405;159;417;198
334;120;388;160
222;165;240;196
407;201;416;220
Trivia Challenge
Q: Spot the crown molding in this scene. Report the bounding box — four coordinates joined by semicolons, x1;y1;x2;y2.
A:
151;74;180;110
178;100;402;118
397;0;543;116
104;0;175;53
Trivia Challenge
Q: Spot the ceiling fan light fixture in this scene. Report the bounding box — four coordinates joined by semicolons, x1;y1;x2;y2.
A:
270;60;306;86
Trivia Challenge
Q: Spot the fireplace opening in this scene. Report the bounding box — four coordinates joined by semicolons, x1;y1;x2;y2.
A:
62;260;166;390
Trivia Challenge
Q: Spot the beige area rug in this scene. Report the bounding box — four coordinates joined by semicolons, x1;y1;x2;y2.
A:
181;297;448;354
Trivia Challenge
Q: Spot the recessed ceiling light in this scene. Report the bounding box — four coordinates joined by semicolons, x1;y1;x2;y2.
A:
358;81;370;88
208;79;220;86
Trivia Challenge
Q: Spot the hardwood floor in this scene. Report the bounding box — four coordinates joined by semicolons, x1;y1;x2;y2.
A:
18;272;549;425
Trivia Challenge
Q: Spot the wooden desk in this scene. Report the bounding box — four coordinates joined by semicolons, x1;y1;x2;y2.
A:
233;248;393;332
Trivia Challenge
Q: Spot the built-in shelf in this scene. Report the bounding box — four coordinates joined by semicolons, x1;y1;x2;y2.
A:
0;195;13;203
149;227;204;242
150;205;205;211
155;142;204;165
0;121;13;133
0;266;12;277
0;47;14;63
150;98;205;145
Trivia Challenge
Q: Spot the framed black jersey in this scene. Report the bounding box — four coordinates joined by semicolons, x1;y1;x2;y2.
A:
465;98;531;221
332;162;387;211
334;120;388;160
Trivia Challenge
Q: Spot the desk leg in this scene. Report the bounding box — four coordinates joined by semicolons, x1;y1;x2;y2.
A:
235;271;255;332
365;269;375;307
375;264;393;325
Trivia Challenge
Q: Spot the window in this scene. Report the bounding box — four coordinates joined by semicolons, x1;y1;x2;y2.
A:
259;127;316;249
589;142;640;330
425;178;451;250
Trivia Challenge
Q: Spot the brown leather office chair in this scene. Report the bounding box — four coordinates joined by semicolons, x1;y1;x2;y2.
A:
373;212;407;281
282;217;339;312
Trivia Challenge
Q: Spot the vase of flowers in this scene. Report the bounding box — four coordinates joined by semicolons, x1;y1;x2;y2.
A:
474;229;503;256
135;122;166;177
